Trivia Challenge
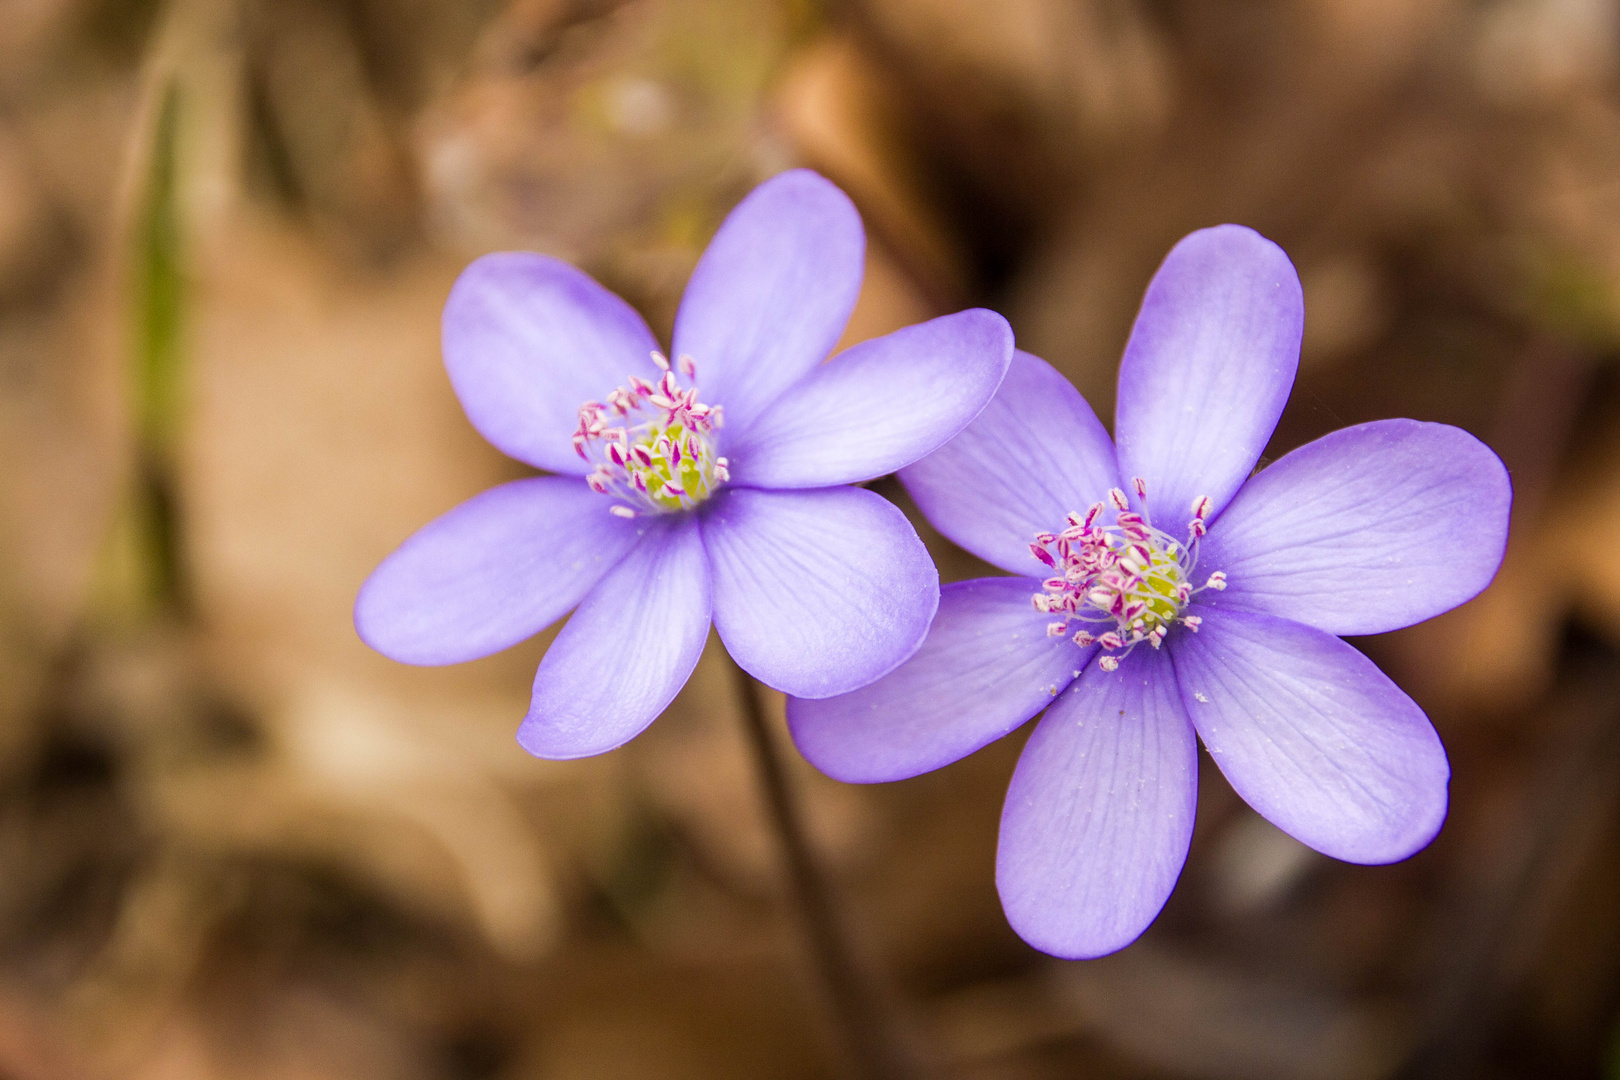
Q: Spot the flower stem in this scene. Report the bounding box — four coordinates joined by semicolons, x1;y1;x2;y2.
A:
731;660;927;1080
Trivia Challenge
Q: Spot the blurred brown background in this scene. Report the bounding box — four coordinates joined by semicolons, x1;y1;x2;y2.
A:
0;0;1618;1076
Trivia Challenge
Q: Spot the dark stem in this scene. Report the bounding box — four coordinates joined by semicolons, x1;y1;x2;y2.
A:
731;660;926;1080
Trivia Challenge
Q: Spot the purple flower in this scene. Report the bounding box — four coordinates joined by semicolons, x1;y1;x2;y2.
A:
787;225;1511;959
355;170;1013;759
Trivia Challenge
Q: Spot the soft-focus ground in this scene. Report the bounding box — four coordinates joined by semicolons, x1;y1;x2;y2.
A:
0;0;1618;1077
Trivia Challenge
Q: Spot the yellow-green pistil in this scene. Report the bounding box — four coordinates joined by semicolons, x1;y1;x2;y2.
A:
1030;482;1227;671
574;351;728;517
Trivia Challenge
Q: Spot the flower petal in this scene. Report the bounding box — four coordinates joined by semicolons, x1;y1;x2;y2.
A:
519;518;711;759
901;350;1121;576
702;486;937;699
1199;419;1512;635
1114;225;1303;523
997;647;1197;959
787;577;1091;782
443;253;661;473
672;170;865;438
728;309;1013;488
355;477;645;665
1171;607;1449;863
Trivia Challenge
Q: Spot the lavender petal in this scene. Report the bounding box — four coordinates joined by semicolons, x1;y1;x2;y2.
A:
901;350;1121;576
1171;607;1449;863
787;577;1092;782
443;253;662;474
997;647;1198;959
1199;419;1512;635
518;518;711;759
673;170;865;439
728;309;1013;488
1114;225;1302;523
355;477;645;665
702;486;937;699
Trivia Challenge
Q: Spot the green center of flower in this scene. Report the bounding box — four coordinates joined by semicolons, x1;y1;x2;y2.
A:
573;352;728;518
1029;481;1227;670
625;418;723;512
1116;543;1190;636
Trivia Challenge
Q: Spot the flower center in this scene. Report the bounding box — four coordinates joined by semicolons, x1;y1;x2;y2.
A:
1029;480;1227;671
573;351;728;518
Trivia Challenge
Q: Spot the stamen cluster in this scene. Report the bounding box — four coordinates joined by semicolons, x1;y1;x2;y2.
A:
573;351;728;518
1029;480;1227;671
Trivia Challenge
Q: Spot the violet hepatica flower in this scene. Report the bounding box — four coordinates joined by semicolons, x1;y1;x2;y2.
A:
788;225;1511;959
354;170;1013;759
